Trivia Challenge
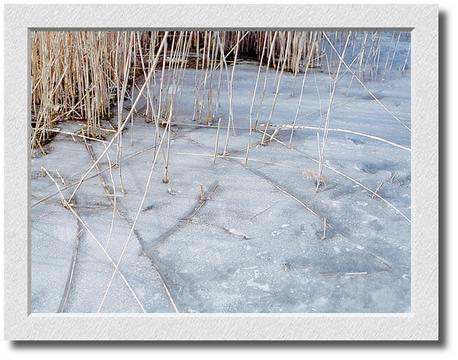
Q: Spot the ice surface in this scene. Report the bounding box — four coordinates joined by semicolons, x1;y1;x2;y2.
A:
31;34;411;313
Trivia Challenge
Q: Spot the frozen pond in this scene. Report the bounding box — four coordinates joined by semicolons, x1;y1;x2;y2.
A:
31;44;411;313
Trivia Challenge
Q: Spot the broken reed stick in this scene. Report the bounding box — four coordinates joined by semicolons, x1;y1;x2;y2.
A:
46;128;109;144
316;31;352;192
163;122;172;184
254;31;278;130
104;145;118;249
264;31;291;141
117;33;135;194
288;39;316;147
213;117;222;163
58;227;83;313
320;271;368;277
402;42;411;73
387;32;401;77
249;33;268;134
371;180;385;199
277;124;411;152
260;121;270;146
248;205;273;222
176;151;266;163
222;31;240;155
321;217;327;240
245;33;269;167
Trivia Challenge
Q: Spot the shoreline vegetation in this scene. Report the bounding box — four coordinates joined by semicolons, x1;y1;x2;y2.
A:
31;31;409;149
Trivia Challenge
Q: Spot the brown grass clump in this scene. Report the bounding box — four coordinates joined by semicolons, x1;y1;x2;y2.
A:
32;32;120;148
303;168;328;186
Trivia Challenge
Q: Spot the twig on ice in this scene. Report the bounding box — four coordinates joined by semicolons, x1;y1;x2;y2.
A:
371;180;385;199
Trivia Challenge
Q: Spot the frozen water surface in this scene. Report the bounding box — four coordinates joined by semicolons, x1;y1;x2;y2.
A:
31;37;411;312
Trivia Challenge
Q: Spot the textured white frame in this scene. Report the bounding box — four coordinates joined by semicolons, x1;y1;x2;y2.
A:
4;4;438;341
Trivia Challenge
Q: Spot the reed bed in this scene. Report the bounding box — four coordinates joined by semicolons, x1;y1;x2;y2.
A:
32;32;118;148
31;31;322;150
31;30;409;150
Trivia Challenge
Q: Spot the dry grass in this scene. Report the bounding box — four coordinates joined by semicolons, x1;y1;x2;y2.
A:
31;31;324;150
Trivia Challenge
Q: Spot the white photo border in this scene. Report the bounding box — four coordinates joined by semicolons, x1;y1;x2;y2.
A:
4;4;438;341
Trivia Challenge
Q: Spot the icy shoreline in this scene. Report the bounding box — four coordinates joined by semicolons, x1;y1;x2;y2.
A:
32;64;411;313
